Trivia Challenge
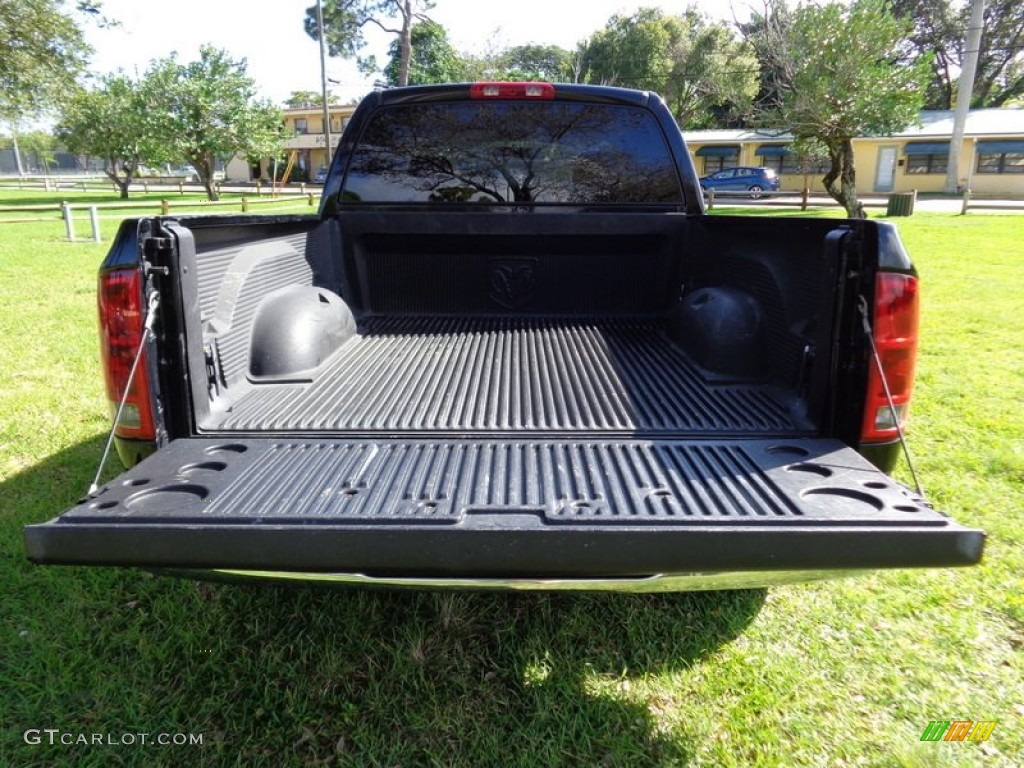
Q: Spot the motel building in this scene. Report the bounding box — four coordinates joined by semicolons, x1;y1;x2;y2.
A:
226;102;357;183
685;108;1024;197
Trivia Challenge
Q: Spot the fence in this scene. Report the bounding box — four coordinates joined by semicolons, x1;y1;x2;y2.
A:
703;188;897;211
0;174;320;198
0;192;319;242
704;187;1024;215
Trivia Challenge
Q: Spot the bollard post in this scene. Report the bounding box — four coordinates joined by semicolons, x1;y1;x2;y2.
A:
63;203;75;241
89;206;101;242
961;187;971;216
161;199;170;215
706;188;714;211
256;181;261;197
144;181;149;194
308;193;314;206
241;197;249;213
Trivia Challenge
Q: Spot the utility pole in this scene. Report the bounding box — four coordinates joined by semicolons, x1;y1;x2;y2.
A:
316;0;332;172
11;132;24;176
945;0;985;194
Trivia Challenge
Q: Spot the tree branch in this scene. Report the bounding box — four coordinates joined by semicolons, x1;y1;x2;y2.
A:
361;16;402;35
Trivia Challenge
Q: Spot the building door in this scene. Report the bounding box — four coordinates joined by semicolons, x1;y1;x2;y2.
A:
875;146;898;192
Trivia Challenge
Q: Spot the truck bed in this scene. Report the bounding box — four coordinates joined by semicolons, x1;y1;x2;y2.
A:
23;212;985;579
207;316;804;435
23;82;986;585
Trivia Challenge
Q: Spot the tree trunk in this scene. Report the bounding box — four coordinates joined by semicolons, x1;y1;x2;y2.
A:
196;154;219;201
106;175;131;199
203;176;219;201
398;0;413;87
106;160;132;199
821;138;864;219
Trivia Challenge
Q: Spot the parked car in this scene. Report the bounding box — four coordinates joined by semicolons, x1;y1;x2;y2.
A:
165;165;199;181
700;166;779;198
164;166;226;182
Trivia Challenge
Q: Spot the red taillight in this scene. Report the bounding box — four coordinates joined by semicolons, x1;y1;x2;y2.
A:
98;268;155;440
469;82;555;100
861;272;919;443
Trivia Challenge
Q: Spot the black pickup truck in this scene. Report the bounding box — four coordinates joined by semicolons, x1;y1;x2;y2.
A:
24;82;983;590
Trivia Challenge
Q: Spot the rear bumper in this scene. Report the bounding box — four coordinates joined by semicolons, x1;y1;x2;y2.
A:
164;568;871;592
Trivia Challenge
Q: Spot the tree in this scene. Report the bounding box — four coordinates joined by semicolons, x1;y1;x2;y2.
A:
57;75;156;198
889;0;1024;109
751;0;929;217
0;0;97;121
975;0;1024;106
383;20;464;85
737;0;795;117
579;9;758;128
887;0;960;109
304;0;434;87
142;47;284;200
285;90;340;108
496;44;572;81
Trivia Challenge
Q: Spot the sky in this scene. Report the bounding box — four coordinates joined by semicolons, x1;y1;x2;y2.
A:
82;0;746;105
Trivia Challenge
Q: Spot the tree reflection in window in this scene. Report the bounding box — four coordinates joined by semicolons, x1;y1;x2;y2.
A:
342;101;683;205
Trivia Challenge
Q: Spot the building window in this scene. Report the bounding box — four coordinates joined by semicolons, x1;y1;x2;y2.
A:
906;153;948;174
974;141;1024;174
704;155;738;174
294;118;308;135
759;156;828;175
976;151;1024;174
695;145;740;174
702;153;738;174
759;154;811;175
902;142;949;175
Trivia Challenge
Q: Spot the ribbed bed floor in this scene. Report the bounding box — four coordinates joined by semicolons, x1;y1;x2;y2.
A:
209;317;805;434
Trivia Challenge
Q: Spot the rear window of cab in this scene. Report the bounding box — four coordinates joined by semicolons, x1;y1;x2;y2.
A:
341;101;683;206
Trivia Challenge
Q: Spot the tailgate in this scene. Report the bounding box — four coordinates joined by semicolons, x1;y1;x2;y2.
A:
24;437;983;576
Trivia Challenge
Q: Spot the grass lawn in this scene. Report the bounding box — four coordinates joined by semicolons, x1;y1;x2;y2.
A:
1;200;1021;767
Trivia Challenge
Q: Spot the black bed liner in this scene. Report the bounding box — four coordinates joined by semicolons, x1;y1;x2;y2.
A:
24;436;983;574
205;317;805;435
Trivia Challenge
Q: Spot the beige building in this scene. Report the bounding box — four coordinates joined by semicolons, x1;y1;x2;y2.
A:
226;103;358;182
685;109;1024;197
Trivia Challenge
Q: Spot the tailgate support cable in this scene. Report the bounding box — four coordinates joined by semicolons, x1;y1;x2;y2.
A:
88;291;160;495
857;296;924;498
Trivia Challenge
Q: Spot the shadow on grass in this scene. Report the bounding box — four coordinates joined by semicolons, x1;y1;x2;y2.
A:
4;437;766;767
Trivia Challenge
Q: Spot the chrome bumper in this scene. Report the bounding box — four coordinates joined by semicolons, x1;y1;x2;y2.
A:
185;568;868;592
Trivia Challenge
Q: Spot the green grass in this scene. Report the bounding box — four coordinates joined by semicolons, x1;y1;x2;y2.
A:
1;202;1022;767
